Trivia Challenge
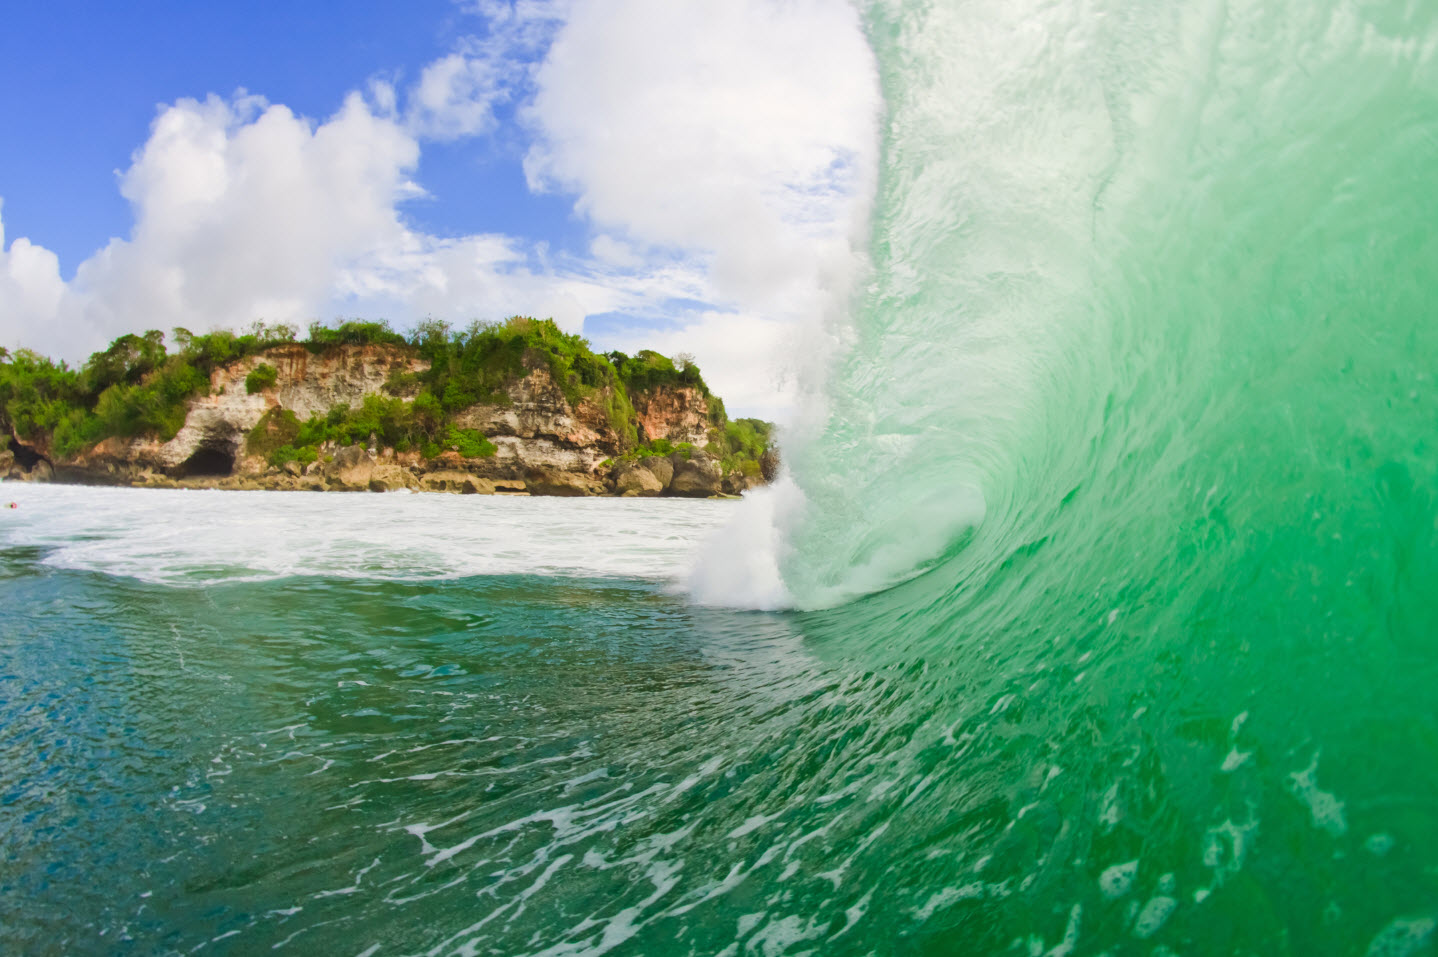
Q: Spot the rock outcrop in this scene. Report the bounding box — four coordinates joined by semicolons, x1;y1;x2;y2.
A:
326;445;376;490
613;464;663;497
4;343;772;498
632;385;711;447
639;456;674;488
44;344;427;481
760;447;781;482
669;451;725;498
526;467;604;497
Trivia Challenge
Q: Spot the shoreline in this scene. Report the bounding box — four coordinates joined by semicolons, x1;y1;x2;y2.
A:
1;443;753;499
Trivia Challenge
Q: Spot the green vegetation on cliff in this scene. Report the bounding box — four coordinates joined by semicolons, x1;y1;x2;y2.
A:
0;324;300;458
245;363;278;394
710;418;773;476
0;317;772;476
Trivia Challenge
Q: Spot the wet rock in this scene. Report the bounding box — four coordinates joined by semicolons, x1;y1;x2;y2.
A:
722;470;763;495
614;464;663;497
668;451;722;497
760;446;781;482
526;468;599;497
640;455;673;489
420;470;494;494
326;445;375;490
368;463;415;493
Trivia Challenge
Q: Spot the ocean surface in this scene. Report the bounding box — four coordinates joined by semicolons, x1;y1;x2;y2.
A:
6;0;1438;954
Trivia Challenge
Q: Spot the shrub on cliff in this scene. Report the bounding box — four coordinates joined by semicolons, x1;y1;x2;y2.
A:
304;319;407;352
439;425;496;459
413;317;601;407
246;409;302;464
409;316;640;445
0;349;87;444
90;362;209;440
174;322;297;374
268;444;318;467
246;393;482;465
245;363;278;394
609;350;711;397
706;418;773;476
1;324;310;457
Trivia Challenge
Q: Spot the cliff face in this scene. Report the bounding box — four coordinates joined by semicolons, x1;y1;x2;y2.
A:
61;344;427;477
451;366;622;475
632;385;710;447
10;344;752;497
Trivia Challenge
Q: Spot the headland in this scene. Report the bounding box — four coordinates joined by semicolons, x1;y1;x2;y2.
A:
0;318;778;497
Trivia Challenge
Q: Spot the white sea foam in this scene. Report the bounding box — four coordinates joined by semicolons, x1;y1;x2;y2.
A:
0;483;732;586
686;478;796;609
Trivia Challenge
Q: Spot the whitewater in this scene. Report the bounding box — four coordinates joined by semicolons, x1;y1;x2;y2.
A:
5;0;1438;954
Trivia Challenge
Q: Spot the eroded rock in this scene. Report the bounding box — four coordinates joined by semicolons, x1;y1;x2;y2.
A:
614;464;663;497
632;385;710;447
722;471;763;495
326;446;375;490
368;463;415;492
421;471;495;495
668;451;723;497
640;456;674;489
760;446;781;482
526;467;600;497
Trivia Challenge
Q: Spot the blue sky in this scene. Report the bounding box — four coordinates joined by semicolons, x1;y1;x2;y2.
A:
0;0;879;417
0;1;580;272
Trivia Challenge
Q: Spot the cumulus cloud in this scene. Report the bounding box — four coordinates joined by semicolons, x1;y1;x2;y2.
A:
0;91;424;356
0;204;64;329
524;0;879;311
406;1;567;140
602;310;797;422
0;0;880;418
525;0;881;419
407;53;505;140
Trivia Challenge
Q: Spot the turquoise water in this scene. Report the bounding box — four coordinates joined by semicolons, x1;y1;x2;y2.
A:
6;1;1438;953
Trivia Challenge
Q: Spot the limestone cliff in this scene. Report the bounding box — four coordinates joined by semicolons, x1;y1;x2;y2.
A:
4;341;769;498
632;385;711;447
450;366;621;475
60;344;427;478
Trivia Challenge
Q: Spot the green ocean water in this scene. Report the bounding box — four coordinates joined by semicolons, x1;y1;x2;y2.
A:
5;0;1438;954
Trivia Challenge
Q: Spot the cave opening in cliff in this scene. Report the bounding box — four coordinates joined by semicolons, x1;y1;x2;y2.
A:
6;433;47;471
175;446;235;478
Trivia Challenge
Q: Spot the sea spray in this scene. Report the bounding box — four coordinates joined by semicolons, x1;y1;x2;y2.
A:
686;477;795;609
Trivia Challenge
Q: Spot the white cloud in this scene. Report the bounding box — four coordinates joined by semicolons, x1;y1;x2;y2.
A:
0;204;66;343
602;310;796;422
0;0;880;419
524;0;881;419
524;0;880;312
406;1;569;140
407;53;505;140
0;91;426;357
